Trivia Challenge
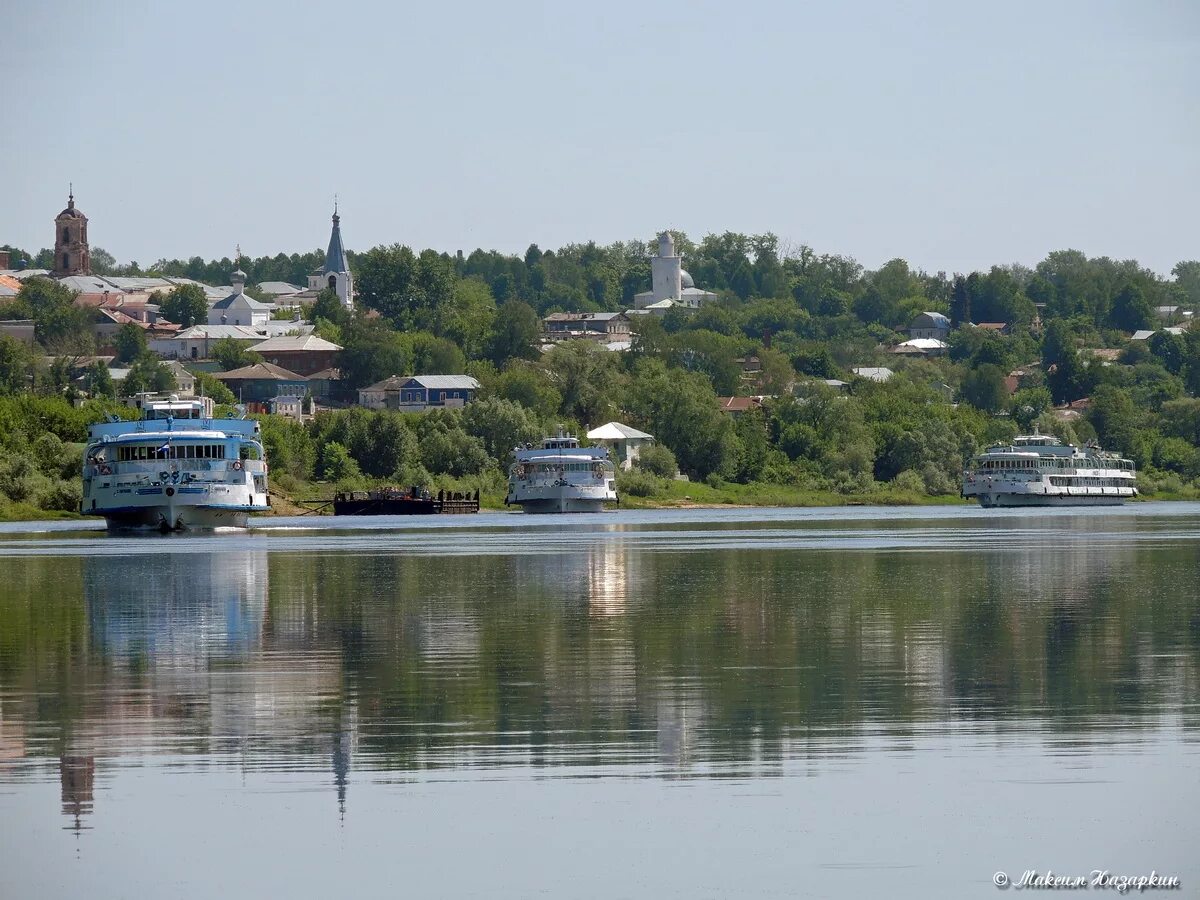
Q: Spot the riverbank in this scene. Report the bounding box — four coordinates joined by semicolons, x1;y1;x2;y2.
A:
6;478;1194;523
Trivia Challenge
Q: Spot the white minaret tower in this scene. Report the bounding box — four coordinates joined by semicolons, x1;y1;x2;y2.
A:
650;231;682;303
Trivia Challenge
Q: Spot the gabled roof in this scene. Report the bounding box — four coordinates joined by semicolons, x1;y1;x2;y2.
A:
361;375;407;392
405;375;480;390
851;366;894;382
587;422;653;441
361;374;480;393
256;281;303;295
211;291;274;312
212;362;305;381
171;324;267;340
716;396;764;412
306;367;342;380
251;334;341;352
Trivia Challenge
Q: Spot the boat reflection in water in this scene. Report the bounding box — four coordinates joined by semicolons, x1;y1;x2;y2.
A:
85;550;269;659
0;506;1196;896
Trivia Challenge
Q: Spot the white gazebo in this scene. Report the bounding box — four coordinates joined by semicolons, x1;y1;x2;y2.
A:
587;422;654;470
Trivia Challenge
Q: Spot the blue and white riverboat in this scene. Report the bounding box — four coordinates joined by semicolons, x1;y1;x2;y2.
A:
505;429;617;513
82;394;269;530
962;429;1137;508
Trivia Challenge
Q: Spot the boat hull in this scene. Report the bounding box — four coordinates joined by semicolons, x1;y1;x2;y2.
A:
513;495;608;514
973;493;1129;508
98;503;256;531
507;482;615;513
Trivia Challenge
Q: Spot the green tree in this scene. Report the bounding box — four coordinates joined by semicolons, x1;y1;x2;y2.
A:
319;441;361;481
194;371;236;404
949;275;970;326
121;356;176;395
113;322;147;363
487;301;541;365
1088;385;1138;455
336;319;409;390
1148;331;1185;375
161;283;208;328
489;365;562;419
83;360;116;398
309;287;347;327
633;443;678;478
410;333;467;375
1011;386;1053;430
626;358;736;478
961;364;1007;413
460;395;542;462
543;341;622;425
1109;284;1154;333
1171;260;1200;307
437;277;496;360
211;337;260;371
0;335;32;395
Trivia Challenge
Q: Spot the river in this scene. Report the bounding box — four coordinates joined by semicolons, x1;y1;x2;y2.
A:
1;504;1197;898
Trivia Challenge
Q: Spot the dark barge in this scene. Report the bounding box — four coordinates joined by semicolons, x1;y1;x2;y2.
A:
332;487;480;515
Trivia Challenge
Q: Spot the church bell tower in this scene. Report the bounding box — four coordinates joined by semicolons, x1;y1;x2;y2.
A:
53;186;90;276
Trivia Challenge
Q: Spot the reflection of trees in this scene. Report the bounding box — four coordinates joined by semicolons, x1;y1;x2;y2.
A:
0;536;1197;783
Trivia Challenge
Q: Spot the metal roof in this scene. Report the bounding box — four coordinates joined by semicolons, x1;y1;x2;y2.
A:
211;291;275;311
212;362;305;381
406;375;480;390
171;325;268;340
250;334;341;352
324;213;349;275
587;422;653;441
256;281;304;295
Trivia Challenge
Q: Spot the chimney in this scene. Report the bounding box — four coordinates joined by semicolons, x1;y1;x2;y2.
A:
762;326;772;350
0;250;10;269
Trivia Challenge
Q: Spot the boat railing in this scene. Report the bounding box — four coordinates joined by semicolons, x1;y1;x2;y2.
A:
87;459;263;479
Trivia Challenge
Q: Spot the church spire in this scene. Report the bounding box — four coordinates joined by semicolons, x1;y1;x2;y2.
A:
323;203;348;275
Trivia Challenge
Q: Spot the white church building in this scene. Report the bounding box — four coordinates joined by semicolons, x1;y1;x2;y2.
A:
208;266;274;327
307;205;354;308
633;232;719;311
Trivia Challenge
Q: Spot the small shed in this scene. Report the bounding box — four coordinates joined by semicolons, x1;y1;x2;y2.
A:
586;421;654;470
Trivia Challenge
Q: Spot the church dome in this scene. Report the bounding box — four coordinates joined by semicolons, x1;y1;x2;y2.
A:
680;269;695;289
58;204;85;219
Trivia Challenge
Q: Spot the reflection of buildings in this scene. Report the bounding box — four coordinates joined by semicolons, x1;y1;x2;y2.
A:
587;539;634;617
85;551;269;659
60;755;94;833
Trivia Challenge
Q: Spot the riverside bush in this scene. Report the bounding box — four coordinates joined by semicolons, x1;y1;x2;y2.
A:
634;444;678;478
619;469;661;497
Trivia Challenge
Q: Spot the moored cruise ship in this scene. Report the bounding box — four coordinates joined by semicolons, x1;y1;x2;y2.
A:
505;430;617;513
82;394;269;530
962;429;1137;508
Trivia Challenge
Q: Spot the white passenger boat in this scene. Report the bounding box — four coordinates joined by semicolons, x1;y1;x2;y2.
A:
82;394;269;530
962;429;1137;508
505;430;618;513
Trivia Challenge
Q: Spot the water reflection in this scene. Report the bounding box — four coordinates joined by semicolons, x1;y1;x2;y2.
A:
0;510;1197;836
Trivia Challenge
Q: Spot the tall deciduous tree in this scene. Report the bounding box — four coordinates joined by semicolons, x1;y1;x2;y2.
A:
113;322;147;363
1109;284;1154;333
487;301;540;365
161;283;208;328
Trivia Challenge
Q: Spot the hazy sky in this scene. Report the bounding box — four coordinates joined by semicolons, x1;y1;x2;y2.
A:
3;0;1197;276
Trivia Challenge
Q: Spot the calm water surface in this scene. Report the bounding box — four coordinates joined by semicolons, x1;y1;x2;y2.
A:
1;504;1197;898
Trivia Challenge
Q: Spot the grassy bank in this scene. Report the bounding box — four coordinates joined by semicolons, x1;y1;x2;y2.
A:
266;474;967;516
